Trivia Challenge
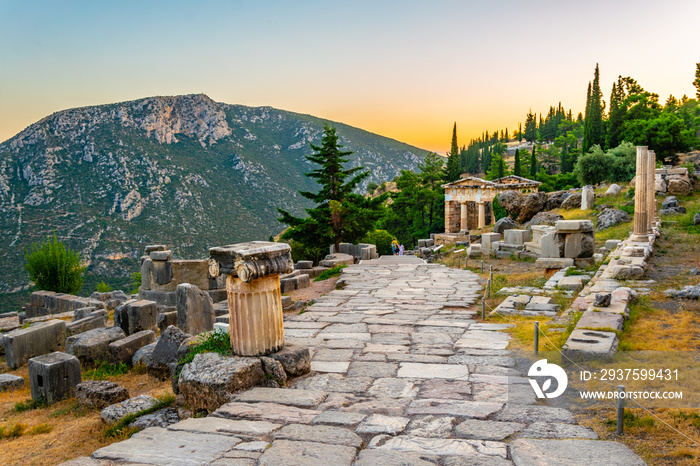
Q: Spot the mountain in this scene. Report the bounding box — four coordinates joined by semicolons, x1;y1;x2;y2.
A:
0;94;428;299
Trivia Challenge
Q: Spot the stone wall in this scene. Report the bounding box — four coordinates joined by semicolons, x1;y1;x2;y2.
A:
24;291;105;318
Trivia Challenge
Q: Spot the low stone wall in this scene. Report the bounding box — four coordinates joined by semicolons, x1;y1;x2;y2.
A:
329;243;378;261
24;291;105;318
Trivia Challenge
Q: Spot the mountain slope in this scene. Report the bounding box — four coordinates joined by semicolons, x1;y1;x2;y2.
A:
0;94;428;294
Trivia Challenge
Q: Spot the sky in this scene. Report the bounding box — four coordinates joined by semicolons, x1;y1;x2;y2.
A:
1;0;699;154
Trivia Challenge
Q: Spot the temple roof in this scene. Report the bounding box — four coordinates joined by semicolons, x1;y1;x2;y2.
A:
442;175;540;189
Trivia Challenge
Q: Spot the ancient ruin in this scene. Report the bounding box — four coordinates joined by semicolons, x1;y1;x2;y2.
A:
443;175;540;233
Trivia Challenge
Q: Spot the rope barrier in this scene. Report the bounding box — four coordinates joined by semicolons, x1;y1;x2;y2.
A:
480;290;700;447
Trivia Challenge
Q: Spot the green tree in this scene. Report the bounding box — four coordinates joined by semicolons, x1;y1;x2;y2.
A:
444;123;461;182
513;148;521;176
694;62;700;100
25;233;86;294
524;110;537;143
529;146;537;178
277;125;385;261
583;63;604;152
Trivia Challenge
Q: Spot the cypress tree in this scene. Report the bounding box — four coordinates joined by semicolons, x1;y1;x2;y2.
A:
518;122;522;142
444;122;461;182
524;110;537;143
583;64;604;152
694;62;700;100
513;148;521;176
529;146;537;178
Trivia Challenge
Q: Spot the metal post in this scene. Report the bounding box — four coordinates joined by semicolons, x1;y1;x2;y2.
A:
489;265;493;284
465;255;468;270
617;385;625;436
534;321;539;355
481;260;484;274
481;297;485;320
487;279;491;298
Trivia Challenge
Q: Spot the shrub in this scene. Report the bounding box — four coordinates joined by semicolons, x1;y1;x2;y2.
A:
178;330;232;367
96;281;111;293
24;233;85;294
361;229;393;256
314;265;347;282
129;272;141;294
83;361;130;380
367;182;379;193
491;195;509;221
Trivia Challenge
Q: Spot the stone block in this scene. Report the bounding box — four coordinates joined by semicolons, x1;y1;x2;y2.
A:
150;250;172;261
576;311;624;332
152;260;173;285
176;283;215;336
562;329;618;359
504;229;531;246
66;315;106;337
555;220;594;233
65;327;126;366
320;253;354;268
481;233;501;250
605;184;621;196
608;265;645;280
145;245;167;254
76;380;129;408
125;300;158;335
28;352;81;405
540;233;564;258
179;352;265;412
557;276;584;291
0;374;25;392
535;258;574;269
509;439;645;465
100;394;159;424
214;322;230;334
3;319;67;369
132;342;157;367
564;232;595;258
605;239;622;250
467;244;482;258
109;330;156;365
296;274;310;289
267;343;311;377
295;261;314;270
157;311;177;334
29;290;56;308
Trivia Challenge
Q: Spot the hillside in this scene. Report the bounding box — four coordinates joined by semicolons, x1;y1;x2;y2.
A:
0;94;428;298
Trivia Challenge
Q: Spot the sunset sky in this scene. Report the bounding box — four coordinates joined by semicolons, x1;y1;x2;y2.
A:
1;0;699;154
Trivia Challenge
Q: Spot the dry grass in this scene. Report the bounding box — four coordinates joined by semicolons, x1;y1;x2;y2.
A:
0;361;172;466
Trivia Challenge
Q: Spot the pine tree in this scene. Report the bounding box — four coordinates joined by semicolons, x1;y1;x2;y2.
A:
529;146;537;178
278;125;384;259
444;122;461;182
524;110;537;143
694;62;700;100
606;77;624;149
513;148;521;176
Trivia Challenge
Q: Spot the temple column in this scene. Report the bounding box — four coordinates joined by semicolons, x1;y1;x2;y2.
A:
460;202;468;231
647;149;657;229
631;146;649;241
478;202;486;229
490;199;496;225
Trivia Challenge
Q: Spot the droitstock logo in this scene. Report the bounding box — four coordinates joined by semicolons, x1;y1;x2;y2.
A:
527;359;568;398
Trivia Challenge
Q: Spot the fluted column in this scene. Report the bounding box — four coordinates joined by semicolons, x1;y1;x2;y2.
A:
631;146;648;240
460;202;468;231
226;274;284;356
647;149;657;228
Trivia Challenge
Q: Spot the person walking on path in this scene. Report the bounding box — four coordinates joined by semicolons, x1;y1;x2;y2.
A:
399;244;405;256
391;238;399;255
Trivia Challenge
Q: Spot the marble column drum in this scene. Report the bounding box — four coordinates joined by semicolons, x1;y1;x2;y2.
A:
226;274;285;356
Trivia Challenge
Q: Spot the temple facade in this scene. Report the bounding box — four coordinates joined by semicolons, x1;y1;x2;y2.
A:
443;175;541;232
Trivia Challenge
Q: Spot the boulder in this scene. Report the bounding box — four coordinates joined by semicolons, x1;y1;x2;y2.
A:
497;190;522;213
667;175;692;196
260;356;288;387
596;209;632;231
76;381;130;409
72;306;98;321
656;177;667;193
605;184;621;196
544;191;570;211
266;343;311;377
128;407;181;430
517;192;546;222
561;192;582;210
0;374;25;392
320;253;354;268
132;342;157;367
527;212;564;227
493;217;519;234
148;325;191;379
660;206;686;216
694;213;700;226
593;293;612;308
178;352;265;412
100;394;159;424
65;327;126;366
176;283;215;335
661;196;678;209
564;233;595;258
157;311;177;334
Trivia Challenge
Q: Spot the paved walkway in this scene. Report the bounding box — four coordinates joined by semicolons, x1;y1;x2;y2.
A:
80;257;646;465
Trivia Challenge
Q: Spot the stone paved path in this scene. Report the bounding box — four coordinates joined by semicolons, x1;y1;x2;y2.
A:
77;256;646;465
